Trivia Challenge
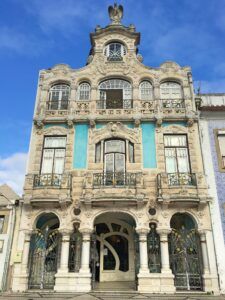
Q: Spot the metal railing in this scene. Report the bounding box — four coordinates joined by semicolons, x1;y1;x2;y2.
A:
93;172;137;187
96;99;133;109
47;100;69;110
161;98;185;109
33;173;63;187
167;172;197;186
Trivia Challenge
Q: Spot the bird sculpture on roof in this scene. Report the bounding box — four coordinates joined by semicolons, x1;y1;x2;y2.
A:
108;3;123;24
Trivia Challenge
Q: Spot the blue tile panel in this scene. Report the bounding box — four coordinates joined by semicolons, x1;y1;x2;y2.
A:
141;122;157;168
73;124;89;169
208;120;225;240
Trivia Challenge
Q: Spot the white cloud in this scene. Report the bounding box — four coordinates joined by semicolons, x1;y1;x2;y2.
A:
0;153;28;196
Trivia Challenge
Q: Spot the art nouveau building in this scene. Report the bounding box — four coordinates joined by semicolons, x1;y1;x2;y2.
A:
12;5;221;294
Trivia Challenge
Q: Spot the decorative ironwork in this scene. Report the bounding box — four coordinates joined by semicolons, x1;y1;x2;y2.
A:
167;173;196;186
147;224;161;273
93;172;136;187
161;99;185;109
28;227;60;289
47;100;69;110
96;99;133;109
169;227;203;290
68;229;82;272
33;173;62;187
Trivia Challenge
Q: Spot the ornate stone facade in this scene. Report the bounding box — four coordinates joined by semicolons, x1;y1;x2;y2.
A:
11;5;220;295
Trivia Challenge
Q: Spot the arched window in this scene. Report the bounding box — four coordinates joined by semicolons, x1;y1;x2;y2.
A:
98;78;132;109
104;42;126;61
140;81;153;100
160;81;182;99
169;213;202;291
49;84;70;110
78;82;91;101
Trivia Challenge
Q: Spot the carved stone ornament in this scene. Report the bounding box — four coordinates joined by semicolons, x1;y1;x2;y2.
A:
108;3;123;24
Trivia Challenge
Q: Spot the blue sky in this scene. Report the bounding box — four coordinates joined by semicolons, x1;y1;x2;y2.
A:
0;0;225;194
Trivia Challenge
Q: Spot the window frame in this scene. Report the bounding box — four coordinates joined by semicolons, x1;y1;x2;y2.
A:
40;136;67;175
160;81;182;99
48;84;70;110
0;216;5;234
139;80;153;101
214;129;225;172
104;42;126;61
164;134;191;174
78;82;91;101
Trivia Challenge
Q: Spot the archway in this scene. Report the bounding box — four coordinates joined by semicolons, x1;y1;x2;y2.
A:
91;212;137;290
28;213;60;290
169;213;203;291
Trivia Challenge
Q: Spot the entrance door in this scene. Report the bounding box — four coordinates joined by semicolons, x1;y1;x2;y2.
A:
28;228;60;289
94;220;135;282
169;213;203;291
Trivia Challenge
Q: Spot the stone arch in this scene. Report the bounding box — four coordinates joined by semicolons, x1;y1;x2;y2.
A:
170;211;198;230
32;211;61;231
90;122;141;145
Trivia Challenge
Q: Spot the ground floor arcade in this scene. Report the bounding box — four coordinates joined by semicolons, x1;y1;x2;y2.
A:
12;209;220;294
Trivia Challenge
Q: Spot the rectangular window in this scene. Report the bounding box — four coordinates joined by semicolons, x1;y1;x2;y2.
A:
41;136;66;174
129;142;134;163
0;216;5;234
164;135;192;185
217;130;225;169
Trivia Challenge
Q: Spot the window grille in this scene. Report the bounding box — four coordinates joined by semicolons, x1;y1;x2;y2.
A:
104;43;126;61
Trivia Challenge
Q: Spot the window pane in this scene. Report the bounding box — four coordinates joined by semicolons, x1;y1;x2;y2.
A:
105;140;125;153
79;83;90;100
105;153;114;173
164;135;187;147
165;149;177;173
0;216;4;233
160;82;181;99
41;149;54;173
115;153;125;172
177;148;190;172
140;81;153;100
53;149;65;174
44;137;66;148
218;135;225;156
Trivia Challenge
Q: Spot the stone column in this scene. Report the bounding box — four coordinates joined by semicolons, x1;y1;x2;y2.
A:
21;230;32;274
199;230;210;274
136;228;149;273
59;230;71;273
80;228;92;274
158;229;172;273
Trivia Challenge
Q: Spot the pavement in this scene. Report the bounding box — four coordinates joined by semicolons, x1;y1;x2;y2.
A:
0;292;225;300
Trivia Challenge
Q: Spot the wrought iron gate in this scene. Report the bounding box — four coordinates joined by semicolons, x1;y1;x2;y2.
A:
169;227;202;290
28;227;60;289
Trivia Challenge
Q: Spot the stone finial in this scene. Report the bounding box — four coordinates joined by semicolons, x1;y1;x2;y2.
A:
108;3;123;24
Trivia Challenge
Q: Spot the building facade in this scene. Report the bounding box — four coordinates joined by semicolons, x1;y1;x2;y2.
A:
199;93;225;293
0;184;20;291
12;5;220;294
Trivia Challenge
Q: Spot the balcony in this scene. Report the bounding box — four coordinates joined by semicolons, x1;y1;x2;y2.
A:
157;172;209;206
23;173;72;208
96;99;133;109
45;100;70;118
81;171;147;207
93;172;136;187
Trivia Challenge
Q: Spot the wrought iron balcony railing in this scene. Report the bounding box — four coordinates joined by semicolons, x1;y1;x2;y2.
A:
167;172;197;186
93;172;137;187
47;100;69;110
33;173;63;187
96;99;133;109
161;99;185;109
